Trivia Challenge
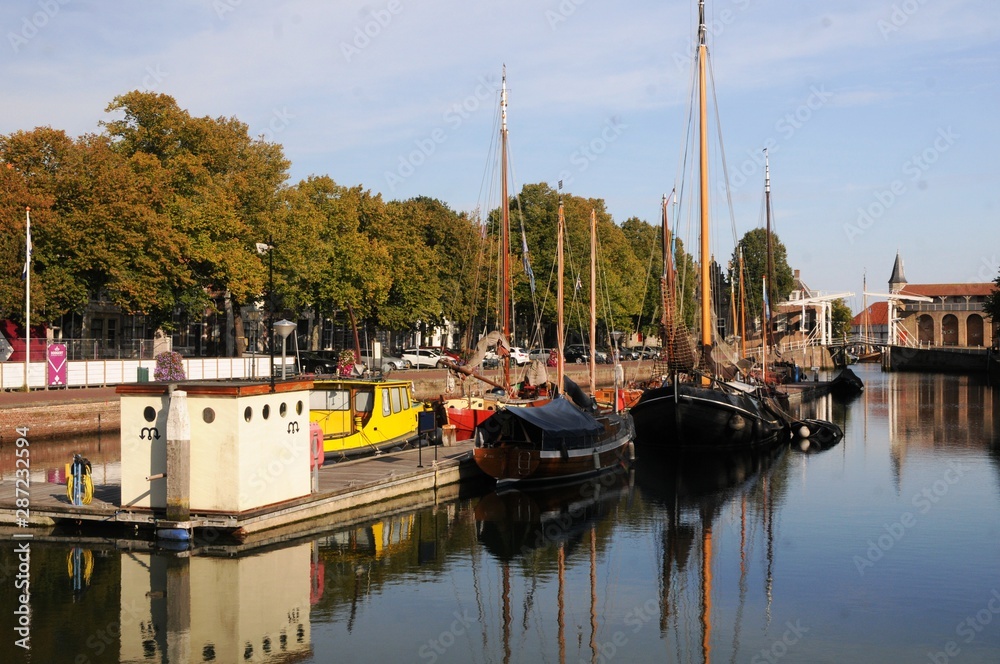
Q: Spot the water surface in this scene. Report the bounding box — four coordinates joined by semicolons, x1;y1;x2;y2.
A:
2;365;999;663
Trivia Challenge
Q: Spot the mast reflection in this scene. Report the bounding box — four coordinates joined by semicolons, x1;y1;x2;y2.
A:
635;446;786;664
474;470;633;664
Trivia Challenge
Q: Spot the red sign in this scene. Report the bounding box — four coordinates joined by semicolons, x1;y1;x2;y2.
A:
47;343;67;386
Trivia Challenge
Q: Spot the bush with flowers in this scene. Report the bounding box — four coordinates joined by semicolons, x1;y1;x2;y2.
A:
154;351;186;381
338;349;358;376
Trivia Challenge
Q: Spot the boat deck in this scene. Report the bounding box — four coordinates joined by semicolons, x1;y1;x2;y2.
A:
0;440;479;540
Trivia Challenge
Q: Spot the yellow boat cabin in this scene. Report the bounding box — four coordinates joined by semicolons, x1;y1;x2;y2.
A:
309;378;426;458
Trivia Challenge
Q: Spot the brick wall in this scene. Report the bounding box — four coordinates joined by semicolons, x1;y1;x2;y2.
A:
0;400;120;441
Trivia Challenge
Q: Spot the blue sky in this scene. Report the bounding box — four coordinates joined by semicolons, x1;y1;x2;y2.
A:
2;0;997;309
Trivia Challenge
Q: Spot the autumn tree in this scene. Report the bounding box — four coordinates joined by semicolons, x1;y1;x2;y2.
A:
101;91;289;351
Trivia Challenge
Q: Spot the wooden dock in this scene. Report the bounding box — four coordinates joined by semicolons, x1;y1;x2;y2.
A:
0;440;481;541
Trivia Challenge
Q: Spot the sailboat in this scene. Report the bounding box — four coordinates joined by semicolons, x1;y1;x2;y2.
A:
629;0;785;450
472;199;635;485
440;67;556;440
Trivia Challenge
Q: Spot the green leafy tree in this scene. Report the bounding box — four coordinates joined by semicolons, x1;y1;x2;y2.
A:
730;228;795;325
276;177;392;333
984;270;1000;322
831;298;853;340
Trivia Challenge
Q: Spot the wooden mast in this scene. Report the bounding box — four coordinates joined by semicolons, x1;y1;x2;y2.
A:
764;148;776;329
697;0;713;372
500;65;512;393
589;208;597;395
557;199;566;396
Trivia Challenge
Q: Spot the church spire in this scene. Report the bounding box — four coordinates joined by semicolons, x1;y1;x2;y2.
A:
888;252;907;293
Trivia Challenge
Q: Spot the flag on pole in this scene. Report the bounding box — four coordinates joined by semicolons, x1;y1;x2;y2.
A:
520;229;535;295
22;207;31;280
762;276;770;320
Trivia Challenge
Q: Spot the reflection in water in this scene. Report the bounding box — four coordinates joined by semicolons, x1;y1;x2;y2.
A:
7;368;1000;662
635;446;786;664
119;543;313;662
474;471;633;664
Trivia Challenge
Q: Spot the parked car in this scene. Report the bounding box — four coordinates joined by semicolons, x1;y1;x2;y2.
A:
509;347;530;366
564;345;589;364
298;351;338;374
422;346;462;363
359;349;411;372
528;347;555;362
401;347;445;369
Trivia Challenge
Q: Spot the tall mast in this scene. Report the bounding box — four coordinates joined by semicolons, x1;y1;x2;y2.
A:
589;208;597;395
764;148;775;351
697;0;713;366
738;247;747;360
557;198;566;395
500;65;511;391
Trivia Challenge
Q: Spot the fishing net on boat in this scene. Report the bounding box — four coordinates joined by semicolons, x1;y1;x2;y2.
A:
660;283;698;373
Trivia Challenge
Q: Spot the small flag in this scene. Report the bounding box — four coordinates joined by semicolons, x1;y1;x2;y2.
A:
762;276;770;320
558;180;563;190
22;208;31;280
520;231;536;295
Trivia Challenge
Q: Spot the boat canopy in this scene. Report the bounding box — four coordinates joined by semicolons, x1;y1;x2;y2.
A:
500;397;603;437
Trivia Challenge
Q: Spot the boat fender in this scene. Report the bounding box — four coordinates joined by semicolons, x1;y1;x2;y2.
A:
626;441;635;463
593;450;601;470
309;422;324;469
797;424;811;439
728;414;746;431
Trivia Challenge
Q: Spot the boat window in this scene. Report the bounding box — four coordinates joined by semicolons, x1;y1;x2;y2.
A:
356;389;374;414
401;389;411;411
390;387;402;414
381;388;391;416
311;389;350;411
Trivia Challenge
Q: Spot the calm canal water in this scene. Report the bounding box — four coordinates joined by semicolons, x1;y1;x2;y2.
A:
2;365;999;663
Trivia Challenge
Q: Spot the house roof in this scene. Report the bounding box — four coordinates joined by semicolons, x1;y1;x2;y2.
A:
899;283;994;297
851;301;888;326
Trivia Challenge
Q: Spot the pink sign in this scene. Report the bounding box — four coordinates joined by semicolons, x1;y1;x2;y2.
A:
47;343;67;386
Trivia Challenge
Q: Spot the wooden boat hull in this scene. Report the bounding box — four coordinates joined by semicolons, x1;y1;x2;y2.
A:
473;437;630;486
630;382;784;450
472;400;635;486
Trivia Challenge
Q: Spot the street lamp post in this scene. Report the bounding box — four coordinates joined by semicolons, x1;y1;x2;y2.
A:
273;320;297;380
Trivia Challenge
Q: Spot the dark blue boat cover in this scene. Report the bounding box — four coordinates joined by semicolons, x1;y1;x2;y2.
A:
502;397;603;436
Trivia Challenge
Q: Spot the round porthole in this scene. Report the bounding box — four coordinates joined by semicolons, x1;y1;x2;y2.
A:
280;402;287;417
143;406;156;422
203;408;216;424
244;406;253;422
296;400;303;415
262;404;270;420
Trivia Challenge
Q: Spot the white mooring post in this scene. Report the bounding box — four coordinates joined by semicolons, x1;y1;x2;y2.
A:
166;389;191;522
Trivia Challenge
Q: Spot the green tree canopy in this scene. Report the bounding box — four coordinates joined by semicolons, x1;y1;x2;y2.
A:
984;269;1000;322
730;227;795;325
